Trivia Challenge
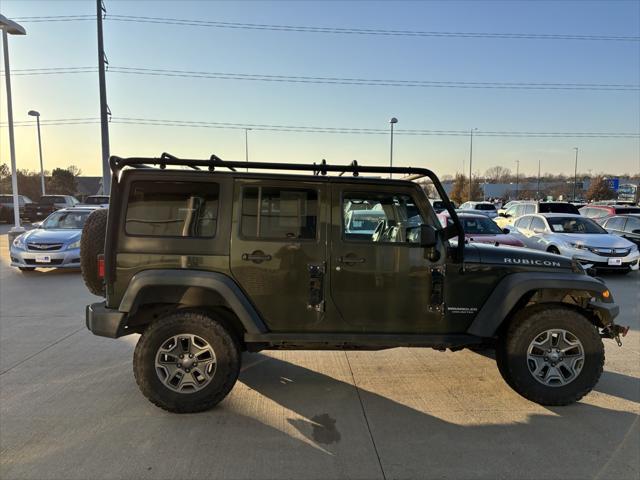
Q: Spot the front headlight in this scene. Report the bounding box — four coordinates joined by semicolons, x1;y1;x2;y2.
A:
568;242;587;250
12;236;25;249
67;240;81;250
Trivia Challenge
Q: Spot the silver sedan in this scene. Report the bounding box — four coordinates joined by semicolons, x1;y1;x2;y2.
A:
512;213;639;273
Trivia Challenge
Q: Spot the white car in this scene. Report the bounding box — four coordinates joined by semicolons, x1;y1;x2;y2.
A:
458;201;498;219
513;213;639;273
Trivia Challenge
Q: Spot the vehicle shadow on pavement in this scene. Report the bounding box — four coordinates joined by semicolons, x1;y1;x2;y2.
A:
238;352;639;480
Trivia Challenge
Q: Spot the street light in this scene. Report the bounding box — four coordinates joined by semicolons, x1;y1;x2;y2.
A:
468;128;478;201
244;128;251;172
389;117;398;178
0;14;27;241
515;160;520;200
573;147;579;201
28;110;46;196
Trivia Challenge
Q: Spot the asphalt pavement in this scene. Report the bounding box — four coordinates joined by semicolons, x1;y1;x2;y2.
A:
0;224;638;480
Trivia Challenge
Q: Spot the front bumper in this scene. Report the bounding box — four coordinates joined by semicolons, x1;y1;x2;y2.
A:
86;302;125;338
562;248;640;271
10;246;81;269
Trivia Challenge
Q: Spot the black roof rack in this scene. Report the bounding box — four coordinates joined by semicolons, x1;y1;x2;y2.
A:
108;152;464;259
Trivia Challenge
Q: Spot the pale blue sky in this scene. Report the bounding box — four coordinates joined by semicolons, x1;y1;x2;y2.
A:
1;0;639;177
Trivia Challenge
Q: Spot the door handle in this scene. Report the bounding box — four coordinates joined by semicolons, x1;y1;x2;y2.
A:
242;252;272;263
337;256;366;264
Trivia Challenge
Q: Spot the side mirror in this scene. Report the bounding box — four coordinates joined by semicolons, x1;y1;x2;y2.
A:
502;227;510;234
420;224;438;248
499;212;508;218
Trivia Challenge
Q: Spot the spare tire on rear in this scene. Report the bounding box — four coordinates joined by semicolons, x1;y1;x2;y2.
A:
81;208;108;296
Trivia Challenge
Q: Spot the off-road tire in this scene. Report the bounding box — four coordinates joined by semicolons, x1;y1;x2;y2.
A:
133;310;241;413
80;208;108;296
496;304;604;406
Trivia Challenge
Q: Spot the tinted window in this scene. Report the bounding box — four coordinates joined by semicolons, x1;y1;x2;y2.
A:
515;216;532;230
241;187;317;240
539;203;579;214
343;193;423;243
85;196;109;205
475;203;496;211
615;207;640;214
604;217;625;230
126;181;219;237
530;217;546;233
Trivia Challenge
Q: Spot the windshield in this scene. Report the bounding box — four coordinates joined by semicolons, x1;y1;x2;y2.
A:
42;210;91;230
539;203;579;214
548;217;606;234
461;216;503;235
475;204;496;211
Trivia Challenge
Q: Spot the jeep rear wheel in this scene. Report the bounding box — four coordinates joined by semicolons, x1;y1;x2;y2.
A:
133;310;241;413
496;305;604;406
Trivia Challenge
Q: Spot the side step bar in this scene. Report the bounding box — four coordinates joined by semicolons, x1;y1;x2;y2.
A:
244;333;485;351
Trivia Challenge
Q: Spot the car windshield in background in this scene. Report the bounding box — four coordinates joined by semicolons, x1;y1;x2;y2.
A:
475;204;496;211
548;217;606;234
42;211;91;230
39;196;66;205
539;203;579;214
461;217;503;235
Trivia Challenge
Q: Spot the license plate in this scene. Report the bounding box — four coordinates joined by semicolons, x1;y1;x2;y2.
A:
608;258;623;266
35;254;51;263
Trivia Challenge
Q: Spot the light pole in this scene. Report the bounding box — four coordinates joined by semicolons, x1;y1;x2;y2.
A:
468;128;477;201
515;160;520;200
0;15;26;240
28;110;46;196
573;147;579;201
389;117;398;178
536;159;541;200
97;0;111;194
244;128;251;172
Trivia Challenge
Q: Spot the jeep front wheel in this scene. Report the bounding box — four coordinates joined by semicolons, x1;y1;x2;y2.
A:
133;310;241;413
496;305;604;406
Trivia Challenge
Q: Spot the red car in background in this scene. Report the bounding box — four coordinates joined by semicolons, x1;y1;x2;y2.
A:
580;205;640;224
438;212;525;247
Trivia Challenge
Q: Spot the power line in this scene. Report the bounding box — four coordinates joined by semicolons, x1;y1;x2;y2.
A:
13;14;640;42
3;116;638;138
4;66;638;91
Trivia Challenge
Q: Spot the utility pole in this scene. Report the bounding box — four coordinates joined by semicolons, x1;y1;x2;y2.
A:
97;0;111;194
468;128;477;201
244;128;251;172
515;160;520;200
573;147;579;201
28;110;45;195
536;159;541;200
389;117;398;178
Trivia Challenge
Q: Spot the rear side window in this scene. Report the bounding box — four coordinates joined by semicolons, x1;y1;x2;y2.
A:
625;217;640;232
604;217;625;230
125;181;219;237
515;216;532;230
241;187;317;240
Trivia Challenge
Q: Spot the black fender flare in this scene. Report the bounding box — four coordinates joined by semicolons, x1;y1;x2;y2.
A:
118;269;267;334
466;272;613;337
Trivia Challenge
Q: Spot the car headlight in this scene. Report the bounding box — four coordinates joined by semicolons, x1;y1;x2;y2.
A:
12;236;25;249
568;242;587;250
67;240;81;250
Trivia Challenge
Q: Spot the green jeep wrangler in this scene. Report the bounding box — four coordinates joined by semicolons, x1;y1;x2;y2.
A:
82;154;627;413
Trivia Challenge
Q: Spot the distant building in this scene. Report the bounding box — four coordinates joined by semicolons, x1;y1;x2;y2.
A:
75;177;103;199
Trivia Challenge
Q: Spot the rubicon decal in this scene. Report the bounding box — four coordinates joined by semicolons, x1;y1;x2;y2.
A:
504;258;562;267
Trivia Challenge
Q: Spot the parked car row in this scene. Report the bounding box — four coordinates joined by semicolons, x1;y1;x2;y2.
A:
0;194;109;223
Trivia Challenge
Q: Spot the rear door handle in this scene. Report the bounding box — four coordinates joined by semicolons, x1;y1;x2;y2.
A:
242;252;272;263
337;256;366;264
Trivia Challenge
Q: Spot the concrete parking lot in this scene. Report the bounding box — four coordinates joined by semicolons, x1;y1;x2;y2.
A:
1;224;638;480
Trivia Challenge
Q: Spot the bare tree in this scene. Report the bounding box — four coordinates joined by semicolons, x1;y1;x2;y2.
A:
485;166;512;183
